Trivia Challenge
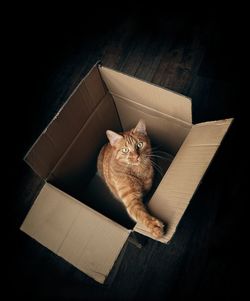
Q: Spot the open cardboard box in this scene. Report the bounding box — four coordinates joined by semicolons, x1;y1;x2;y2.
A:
21;63;233;284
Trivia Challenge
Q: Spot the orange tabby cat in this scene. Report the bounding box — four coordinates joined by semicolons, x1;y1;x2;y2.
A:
97;119;165;238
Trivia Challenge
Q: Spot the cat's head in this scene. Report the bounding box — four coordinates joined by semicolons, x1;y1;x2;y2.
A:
106;119;151;166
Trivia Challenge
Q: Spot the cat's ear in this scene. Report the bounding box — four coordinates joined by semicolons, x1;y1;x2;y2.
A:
133;119;147;135
106;130;123;146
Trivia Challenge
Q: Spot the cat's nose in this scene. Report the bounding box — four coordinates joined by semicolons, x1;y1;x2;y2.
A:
132;154;140;162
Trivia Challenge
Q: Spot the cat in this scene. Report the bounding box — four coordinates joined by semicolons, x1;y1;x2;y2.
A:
97;119;165;239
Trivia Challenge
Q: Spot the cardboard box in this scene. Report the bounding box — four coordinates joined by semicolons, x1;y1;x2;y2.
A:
21;63;233;284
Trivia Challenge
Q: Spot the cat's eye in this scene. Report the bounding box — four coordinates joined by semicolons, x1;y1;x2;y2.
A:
137;142;143;148
122;147;129;153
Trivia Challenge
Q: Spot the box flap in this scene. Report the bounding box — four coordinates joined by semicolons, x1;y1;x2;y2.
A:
134;118;233;243
24;64;107;179
110;94;192;154
20;183;130;284
99;65;192;124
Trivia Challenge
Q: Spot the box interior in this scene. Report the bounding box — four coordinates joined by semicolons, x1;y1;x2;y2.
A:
25;65;192;230
48;66;192;229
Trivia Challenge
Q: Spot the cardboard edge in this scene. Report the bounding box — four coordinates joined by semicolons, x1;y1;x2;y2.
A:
194;117;234;128
24;61;102;163
46;183;133;231
98;65;192;103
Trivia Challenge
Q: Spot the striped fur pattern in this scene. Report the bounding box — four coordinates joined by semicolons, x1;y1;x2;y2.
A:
97;120;165;238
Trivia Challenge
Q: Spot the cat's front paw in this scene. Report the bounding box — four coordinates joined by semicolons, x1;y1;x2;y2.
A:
147;217;165;239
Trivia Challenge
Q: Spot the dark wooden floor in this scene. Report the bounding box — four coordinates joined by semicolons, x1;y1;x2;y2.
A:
7;10;247;300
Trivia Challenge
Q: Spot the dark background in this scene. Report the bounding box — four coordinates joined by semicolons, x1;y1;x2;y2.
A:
6;8;248;300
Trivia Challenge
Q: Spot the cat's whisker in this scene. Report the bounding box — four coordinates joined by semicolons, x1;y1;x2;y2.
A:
147;154;166;159
151;151;174;158
146;154;172;161
147;159;164;177
150;147;174;156
151;164;164;177
141;157;162;175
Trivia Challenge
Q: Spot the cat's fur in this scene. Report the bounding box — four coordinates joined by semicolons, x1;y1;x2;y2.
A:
97;120;165;238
